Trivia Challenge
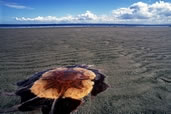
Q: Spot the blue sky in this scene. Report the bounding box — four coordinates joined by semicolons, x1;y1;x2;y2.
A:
0;0;171;24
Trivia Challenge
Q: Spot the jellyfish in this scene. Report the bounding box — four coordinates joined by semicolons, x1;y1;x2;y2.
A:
0;65;108;114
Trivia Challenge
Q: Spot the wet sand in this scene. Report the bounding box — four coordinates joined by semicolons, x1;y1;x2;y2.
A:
0;27;171;114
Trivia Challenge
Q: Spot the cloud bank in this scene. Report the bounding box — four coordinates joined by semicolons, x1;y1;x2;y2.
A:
16;11;99;23
16;1;171;24
112;1;171;23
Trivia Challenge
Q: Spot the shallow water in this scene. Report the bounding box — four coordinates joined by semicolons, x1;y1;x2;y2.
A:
0;27;171;114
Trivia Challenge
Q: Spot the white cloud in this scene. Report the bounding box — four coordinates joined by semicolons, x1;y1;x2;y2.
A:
77;11;98;21
1;1;34;10
16;11;99;23
15;1;171;24
112;1;171;23
5;3;33;9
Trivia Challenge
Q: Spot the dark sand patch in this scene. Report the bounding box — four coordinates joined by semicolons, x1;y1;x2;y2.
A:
0;27;171;114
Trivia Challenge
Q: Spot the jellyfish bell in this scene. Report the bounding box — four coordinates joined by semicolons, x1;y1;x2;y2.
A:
30;67;96;100
0;65;108;114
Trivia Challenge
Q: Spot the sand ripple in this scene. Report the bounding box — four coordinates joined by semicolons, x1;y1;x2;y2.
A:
0;27;171;114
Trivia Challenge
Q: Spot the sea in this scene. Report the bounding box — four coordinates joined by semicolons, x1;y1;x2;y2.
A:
0;24;171;28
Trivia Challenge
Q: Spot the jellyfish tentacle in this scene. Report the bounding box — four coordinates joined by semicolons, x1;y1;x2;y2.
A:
49;98;58;114
0;91;39;113
0;104;19;113
0;91;16;96
17;96;41;111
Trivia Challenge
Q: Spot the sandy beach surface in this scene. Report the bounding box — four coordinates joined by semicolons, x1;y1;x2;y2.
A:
0;27;171;114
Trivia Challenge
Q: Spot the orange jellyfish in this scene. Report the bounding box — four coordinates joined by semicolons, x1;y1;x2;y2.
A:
0;65;108;114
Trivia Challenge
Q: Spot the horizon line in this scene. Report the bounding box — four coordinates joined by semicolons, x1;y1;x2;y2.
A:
0;23;171;25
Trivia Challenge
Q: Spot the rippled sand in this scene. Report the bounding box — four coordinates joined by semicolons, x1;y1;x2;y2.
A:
0;27;171;114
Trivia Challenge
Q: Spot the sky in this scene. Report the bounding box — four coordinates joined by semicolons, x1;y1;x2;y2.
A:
0;0;171;24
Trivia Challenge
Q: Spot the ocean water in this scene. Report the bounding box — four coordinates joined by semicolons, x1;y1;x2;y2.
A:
0;24;170;28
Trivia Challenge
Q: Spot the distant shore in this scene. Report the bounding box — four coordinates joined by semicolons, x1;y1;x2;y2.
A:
0;23;171;28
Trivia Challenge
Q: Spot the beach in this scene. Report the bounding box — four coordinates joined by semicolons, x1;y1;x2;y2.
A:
0;27;171;114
